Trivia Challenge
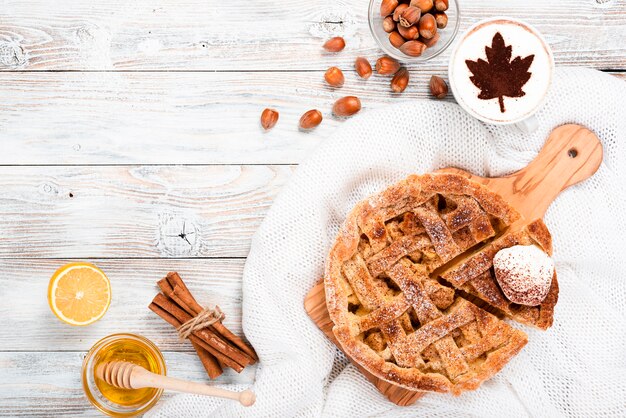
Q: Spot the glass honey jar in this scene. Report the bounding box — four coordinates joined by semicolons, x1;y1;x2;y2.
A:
82;333;166;416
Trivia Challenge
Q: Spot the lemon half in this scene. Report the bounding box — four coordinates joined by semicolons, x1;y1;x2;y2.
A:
48;262;111;326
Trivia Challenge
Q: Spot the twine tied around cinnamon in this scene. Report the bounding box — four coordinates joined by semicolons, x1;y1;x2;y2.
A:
177;305;225;341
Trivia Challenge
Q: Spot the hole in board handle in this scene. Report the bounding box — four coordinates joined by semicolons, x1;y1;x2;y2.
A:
568;148;578;158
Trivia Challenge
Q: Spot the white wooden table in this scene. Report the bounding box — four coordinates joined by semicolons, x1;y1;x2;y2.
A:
0;0;624;415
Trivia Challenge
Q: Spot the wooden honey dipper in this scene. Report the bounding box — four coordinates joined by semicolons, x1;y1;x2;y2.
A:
96;361;256;407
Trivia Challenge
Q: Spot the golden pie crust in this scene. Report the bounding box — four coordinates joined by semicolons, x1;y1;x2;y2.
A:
324;173;558;395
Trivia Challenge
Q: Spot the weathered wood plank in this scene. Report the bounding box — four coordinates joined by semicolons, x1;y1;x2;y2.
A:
0;69;624;164
0;70;456;165
0;165;292;258
0;351;255;417
0;0;624;71
0;257;255;414
0;258;249;351
1;72;623;165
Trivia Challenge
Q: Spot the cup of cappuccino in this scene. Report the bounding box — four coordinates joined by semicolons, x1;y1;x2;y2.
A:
448;17;554;132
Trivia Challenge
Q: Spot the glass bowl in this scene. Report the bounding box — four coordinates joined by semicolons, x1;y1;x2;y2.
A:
82;333;166;417
368;0;460;61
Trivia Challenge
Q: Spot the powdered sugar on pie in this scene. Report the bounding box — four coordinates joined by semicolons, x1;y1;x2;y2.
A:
493;245;554;306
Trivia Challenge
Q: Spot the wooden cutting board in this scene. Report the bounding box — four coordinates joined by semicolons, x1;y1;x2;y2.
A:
303;124;603;406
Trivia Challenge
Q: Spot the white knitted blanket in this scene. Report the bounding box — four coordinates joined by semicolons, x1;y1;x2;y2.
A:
149;68;626;418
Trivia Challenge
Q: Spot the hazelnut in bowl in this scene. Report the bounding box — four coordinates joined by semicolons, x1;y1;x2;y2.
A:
368;0;460;61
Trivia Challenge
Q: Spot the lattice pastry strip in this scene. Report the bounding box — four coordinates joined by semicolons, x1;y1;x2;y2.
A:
387;261;471;379
441;195;496;242
341;255;418;365
364;195;500;279
367;233;431;277
413;205;463;264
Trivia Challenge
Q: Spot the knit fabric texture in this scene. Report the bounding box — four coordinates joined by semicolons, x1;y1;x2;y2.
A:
149;68;626;418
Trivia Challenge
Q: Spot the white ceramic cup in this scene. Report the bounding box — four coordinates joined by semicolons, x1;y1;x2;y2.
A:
448;17;554;133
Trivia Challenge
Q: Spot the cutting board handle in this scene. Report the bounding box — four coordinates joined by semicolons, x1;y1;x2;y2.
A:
443;124;603;220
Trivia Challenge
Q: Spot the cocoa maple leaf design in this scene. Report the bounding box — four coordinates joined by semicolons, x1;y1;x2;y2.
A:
465;32;534;113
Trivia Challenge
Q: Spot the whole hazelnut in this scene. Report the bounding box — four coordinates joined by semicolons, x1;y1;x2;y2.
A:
354;57;372;79
299;110;323;130
399;6;421;28
435;0;449;11
435;12;448;29
393;4;409;22
375;56;401;75
429;75;448;99
324;67;344;87
382;16;396;33
418;14;437;39
380;0;399;17
399;40;427;57
398;24;419;40
333;96;361;117
391;67;409;93
410;0;434;13
323;37;345;52
389;31;406;48
423;32;440;48
260;108;279;131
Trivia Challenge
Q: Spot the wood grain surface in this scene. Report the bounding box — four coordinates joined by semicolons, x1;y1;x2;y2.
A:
0;259;250;351
0;258;254;415
0;352;255;417
0;165;292;258
0;0;624;71
0;72;623;165
0;0;624;415
0;71;453;165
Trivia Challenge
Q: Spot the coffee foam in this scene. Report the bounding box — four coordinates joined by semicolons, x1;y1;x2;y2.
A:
450;19;553;124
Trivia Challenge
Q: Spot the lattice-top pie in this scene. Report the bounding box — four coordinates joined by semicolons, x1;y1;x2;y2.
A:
325;173;558;394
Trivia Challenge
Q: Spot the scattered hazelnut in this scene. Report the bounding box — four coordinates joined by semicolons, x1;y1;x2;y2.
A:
382;16;396;33
423;32;440;48
333;96;362;117
391;68;409;93
260;108;279;131
393;4;409;22
435;0;449;12
410;0;434;13
389;31;406;48
398;24;419;40
323;37;345;52
429;75;448;99
418;14;437;39
380;0;399;17
324;67;345;87
375;56;401;75
435;12;448;29
399;40;427;57
299;110;323;130
354;57;372;79
399;6;421;28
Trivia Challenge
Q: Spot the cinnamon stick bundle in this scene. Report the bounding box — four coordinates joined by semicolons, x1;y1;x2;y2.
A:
149;302;223;379
149;272;258;379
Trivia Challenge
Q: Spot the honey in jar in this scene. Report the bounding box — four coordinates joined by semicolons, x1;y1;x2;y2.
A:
82;334;166;416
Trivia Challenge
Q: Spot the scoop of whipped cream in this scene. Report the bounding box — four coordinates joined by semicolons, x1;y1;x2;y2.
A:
493;245;554;306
